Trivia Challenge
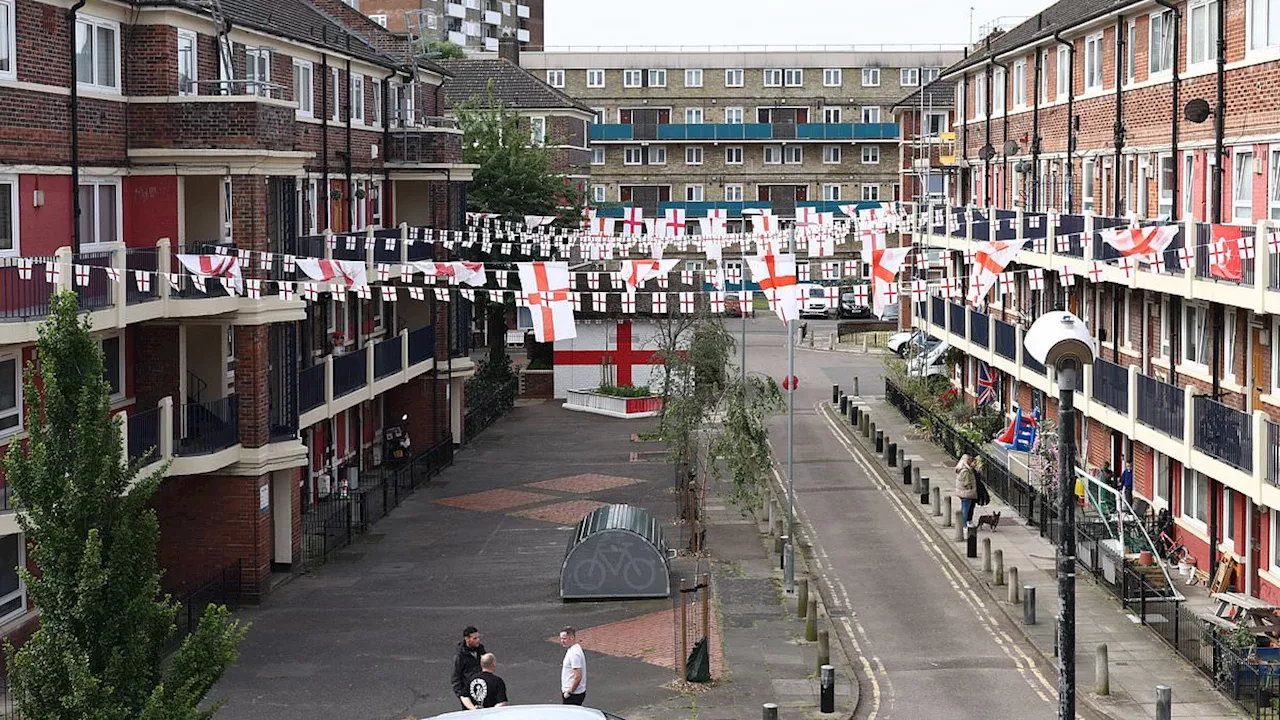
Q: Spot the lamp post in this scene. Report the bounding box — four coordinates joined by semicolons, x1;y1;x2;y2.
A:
785;222;797;595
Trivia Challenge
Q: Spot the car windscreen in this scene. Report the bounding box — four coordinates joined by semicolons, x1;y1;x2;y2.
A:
809;288;825;298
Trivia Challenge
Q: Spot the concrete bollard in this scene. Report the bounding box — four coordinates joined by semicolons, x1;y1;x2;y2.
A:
911;465;921;486
982;538;992;572
994;549;1005;585
1007;568;1020;602
1023;586;1036;625
896;447;905;469
831;384;840;404
763;703;779;720
780;537;789;571
861;413;871;437
942;495;952;524
953;511;965;540
882;436;892;460
797;578;809;618
1155;686;1171;720
820;664;836;714
1096;643;1110;696
887;442;898;466
902;459;912;485
919;477;930;504
839;395;848;414
853;376;860;396
817;629;830;674
805;597;818;641
873;427;882;452
931;487;942;516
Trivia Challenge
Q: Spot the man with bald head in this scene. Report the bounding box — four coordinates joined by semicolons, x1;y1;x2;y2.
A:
467;653;509;709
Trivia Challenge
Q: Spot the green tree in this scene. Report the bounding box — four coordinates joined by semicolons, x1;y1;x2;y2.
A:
4;292;247;720
421;39;467;59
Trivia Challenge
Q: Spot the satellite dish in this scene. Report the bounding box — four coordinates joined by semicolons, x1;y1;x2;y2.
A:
977;144;994;161
1004;140;1021;156
1184;98;1212;124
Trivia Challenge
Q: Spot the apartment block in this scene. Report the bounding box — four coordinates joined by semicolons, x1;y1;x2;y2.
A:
0;0;473;647
520;47;963;220
910;0;1280;602
354;0;544;51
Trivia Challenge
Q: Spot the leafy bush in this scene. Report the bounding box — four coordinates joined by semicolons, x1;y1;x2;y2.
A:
595;384;654;398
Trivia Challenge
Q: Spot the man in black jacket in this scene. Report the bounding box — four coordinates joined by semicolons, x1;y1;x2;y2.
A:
451;626;486;709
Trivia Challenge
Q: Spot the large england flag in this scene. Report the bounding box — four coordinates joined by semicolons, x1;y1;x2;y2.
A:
967;240;1025;305
746;253;799;323
517;262;577;342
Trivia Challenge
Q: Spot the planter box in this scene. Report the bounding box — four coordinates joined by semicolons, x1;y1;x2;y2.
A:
519;368;554;399
563;388;663;419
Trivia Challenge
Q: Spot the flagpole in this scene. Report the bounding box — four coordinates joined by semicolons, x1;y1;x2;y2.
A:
785;223;796;595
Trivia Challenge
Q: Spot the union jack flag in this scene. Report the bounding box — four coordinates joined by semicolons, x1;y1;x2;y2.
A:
977;362;998;408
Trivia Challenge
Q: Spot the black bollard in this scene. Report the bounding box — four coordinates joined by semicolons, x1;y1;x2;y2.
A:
886;442;897;466
839;395;848;414
902;459;912;485
820;664;835;713
919;477;930;504
874;430;884;453
831;384;840;404
850;406;859;427
967;527;978;558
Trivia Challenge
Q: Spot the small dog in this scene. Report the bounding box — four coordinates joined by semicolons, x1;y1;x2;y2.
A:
975;512;1002;532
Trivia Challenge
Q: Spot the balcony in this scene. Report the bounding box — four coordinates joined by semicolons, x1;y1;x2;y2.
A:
968;308;989;348
1194;396;1253;473
177;395;240;457
1090;358;1129;414
517;3;530;17
947;301;965;338
297;327;441;431
589;122;901;142
1269;420;1280;487
993;318;1016;361
128;91;296;153
387;114;463;165
930;295;945;328
127;405;163;466
1135;374;1185;440
333;351;368;399
517;28;530;42
408;325;436;365
446;2;466;18
373;336;404;379
484;9;501;23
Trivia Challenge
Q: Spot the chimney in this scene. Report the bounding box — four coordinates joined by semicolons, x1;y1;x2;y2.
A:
498;34;520;66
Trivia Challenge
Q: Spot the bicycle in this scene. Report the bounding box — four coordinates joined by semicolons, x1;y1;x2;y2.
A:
1159;530;1189;565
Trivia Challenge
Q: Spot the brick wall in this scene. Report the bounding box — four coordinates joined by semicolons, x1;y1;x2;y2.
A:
134;327;179;414
128;100;298;151
125;24;176;96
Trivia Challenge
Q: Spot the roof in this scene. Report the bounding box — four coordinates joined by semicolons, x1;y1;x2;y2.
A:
437;58;596;115
942;0;1131;77
893;78;958;110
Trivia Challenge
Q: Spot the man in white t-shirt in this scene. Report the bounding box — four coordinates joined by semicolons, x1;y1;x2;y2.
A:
558;626;587;705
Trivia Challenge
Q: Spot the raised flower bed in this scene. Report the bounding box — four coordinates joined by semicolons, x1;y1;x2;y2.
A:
563;386;663;418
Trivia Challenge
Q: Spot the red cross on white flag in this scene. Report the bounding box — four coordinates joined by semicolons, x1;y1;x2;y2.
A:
355;285;372;300
1178;245;1195;270
679;292;695;314
134;270;151;293
843;260;859;277
680;270;695;286
998;272;1015;295
966;241;1024;305
1060;270;1077;287
295;258;365;290
517;262;577;341
570;293;582;312
911;279;928;301
246;279;262;300
746;253;800;322
381;285;398;302
16;258;31;281
709;292;725;314
407;286;425;301
825;286;839;306
376;264;391;282
871;247;910;318
434;288;449;302
1028;268;1045;291
1268;231;1280;255
302;283;319;301
1087;261;1105;283
622;207;644;236
620;293;636;314
664;208;687;236
797;263;810;282
73;264;89;287
1238;235;1256;260
751;212;775;237
279;282;295;301
1117;256;1134;278
103;266;120;284
651;293;667;314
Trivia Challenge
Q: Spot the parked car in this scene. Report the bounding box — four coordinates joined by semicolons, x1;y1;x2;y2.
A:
798;284;833;318
887;330;938;357
725;294;743;317
426;707;627;720
838;290;872;319
907;340;952;378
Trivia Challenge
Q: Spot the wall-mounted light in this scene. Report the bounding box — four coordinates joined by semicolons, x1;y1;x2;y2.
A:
32;190;44;208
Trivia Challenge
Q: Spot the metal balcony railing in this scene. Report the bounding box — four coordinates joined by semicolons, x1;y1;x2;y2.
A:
1268;420;1280;488
1193;395;1252;472
299;363;326;413
1135;374;1184;440
969;309;989;348
1090;358;1129;414
948;301;965;338
333;350;368;398
127;405;162;465
373;336;403;379
73;249;115;311
125;248;160;305
930;295;945;328
409;325;436;366
177;395;240;456
589;122;901;142
993;318;1016;360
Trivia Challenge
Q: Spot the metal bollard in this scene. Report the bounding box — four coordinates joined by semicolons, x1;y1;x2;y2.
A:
832;384;840;404
919;477;930;504
994;549;1005;585
966;528;978;558
982;538;992;572
780;536;789;569
861;413;870;437
774;521;784;554
853;376;860;396
931;487;942;516
797;578;809;618
817;629;830;674
1155;686;1171;720
1096;643;1110;696
887;442;897;466
942;495;952;524
1007;567;1019;602
805;597;818;641
763;703;779;720
953;511;964;541
902;459;912;485
839;395;848;414
851;405;859;427
1023;586;1036;625
873;426;882;452
882;436;892;460
820;664;836;714
911;465;920;486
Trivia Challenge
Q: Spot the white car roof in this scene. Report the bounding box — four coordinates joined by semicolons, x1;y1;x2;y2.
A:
426;706;615;720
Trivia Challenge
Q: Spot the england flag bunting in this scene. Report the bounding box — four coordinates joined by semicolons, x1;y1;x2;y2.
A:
619;259;679;294
516;262;576;342
746;253;799;323
871;247;910;319
663;208;687;237
1100;225;1179;258
295;258;367;290
177;254;244;296
703;210;728;238
966;241;1025;305
751;211;776;237
1210;224;1244;281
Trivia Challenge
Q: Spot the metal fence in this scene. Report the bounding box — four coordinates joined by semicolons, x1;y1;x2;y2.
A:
176;395;239;456
993;318;1017;360
170;559;243;652
127;406;162;465
1136;373;1185;439
1194;395;1254;473
969;309;989;348
1091;358;1130;413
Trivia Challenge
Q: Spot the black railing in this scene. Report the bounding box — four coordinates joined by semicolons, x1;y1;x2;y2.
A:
0;256;55;321
127;406;162;465
463;376;518;441
177;395;240;456
1024;352;1046;375
1136;374;1185;439
408;325;436;365
1091;358;1130;414
373;336;403;379
1268;420;1280;488
993;318;1016;360
930;295;945;328
331;233;365;262
170;559;243;651
1194;223;1257;286
299;363;325;413
373;230;400;264
169;247;232;299
969;309;989;348
126;248;159;304
948;301;966;338
333;350;367;398
301;495;353;568
1194;395;1254;473
1058;214;1086;258
354;437;456;532
73;250;115;311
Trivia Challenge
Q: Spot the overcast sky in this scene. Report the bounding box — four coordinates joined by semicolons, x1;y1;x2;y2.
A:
544;0;1052;48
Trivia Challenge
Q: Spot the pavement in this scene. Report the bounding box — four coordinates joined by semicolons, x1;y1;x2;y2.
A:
210;393;855;720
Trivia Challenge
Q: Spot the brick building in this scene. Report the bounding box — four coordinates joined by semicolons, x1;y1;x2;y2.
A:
353;0;545;51
519;46;963;223
892;78;959;206
909;0;1280;600
0;0;473;647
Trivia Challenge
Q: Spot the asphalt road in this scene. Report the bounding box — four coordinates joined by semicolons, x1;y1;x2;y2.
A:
739;316;1065;720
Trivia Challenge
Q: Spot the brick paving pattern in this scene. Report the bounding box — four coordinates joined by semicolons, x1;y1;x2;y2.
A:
551;607;725;678
527;473;648;494
510;500;610;525
434;488;553;512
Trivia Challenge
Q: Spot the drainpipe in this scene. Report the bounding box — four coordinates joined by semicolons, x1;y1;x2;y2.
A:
1031;46;1042;211
1053;31;1075;214
345;49;354;230
1113;17;1126;217
984;61;993;207
1207;0;1227;582
383;69;397;224
69;0;87;253
992;56;1010;207
960;60;969;204
321;38;330;231
1155;0;1181;222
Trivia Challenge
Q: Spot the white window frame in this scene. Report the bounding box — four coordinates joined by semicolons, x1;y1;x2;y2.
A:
371;78;382;127
1038;49;1049;104
1085;32;1104;90
329;66;342;121
0;0;13;81
1233;148;1255;222
1126;20;1137;84
623;69;642;88
685;107;703;124
100;333;124;400
1269;145;1280;221
1184;152;1196;218
862;184;880;201
1249;0;1280;51
1157;153;1175;219
623;147;643;165
1151;9;1176;74
823;106;842;124
0;176;18;256
1272;510;1280;573
1012;60;1026;108
900;67;919;87
725;146;743;165
591;185;607;203
0;532;24;626
248;47;272;99
0;353;18;437
1189;0;1220;67
1083;158;1096;212
763;145;782;165
78;178;121;249
685;146;703;165
75;15;121;92
530;116;546;147
293;59;314;118
823;68;842;87
724;107;744;124
823;183;841;201
546;69;565;88
924;111;948;136
591;147;605;165
923;67;940;84
177;28;198;96
1225;308;1238;383
783;145;803;164
1056;45;1069;98
763;68;783;87
648;69;666;87
1184;301;1210;369
784;68;803;87
1182;471;1209;528
992;66;1006;115
861;146;880;164
1160;297;1172;359
350;74;364;124
861;67;880;87
823;145;841;164
724;184;744;202
647;145;666;165
587;69;605;88
369;13;387;27
725;68;744;87
861;106;881;124
685;184;704;202
974;76;986;119
685;68;703;87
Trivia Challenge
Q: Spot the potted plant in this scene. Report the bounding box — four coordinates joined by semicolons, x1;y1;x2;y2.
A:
331;330;347;354
330;188;343;201
354;187;367;200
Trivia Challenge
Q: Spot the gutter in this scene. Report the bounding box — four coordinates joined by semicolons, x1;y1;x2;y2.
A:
69;0;87;253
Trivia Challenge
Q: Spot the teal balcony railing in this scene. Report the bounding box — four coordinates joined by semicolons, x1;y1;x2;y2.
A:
590;122;900;142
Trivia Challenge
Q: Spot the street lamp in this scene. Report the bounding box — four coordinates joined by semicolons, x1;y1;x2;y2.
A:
1024;311;1096;720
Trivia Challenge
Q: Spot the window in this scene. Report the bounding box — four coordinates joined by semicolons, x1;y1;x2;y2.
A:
1182;471;1209;525
992;66;1006;113
1055;46;1070;98
0;533;23;622
685;185;704;202
861;106;881;124
1158;154;1175;219
725;68;744;87
1234;149;1255;221
861;67;880;86
371;78;382;126
685;146;703;165
177;29;197;96
290;60;315;118
724;107;744;124
783;145;802;164
725;146;743;164
685;68;703;87
0;178;15;254
592;108;605;125
1271;510;1280;572
1270;147;1280;220
220;177;232;242
529;116;546;146
369;13;387;26
75;16;120;91
724;184;744;202
861;146;880;164
900;67;919;86
862;184;880;201
1083;159;1096;212
922;67;940;84
648;146;666;164
823;68;842;87
1012;60;1026;107
823;145;841;164
0;354;17;434
1184;302;1210;367
78;180;119;247
1037;50;1048;104
587;69;605;88
823;184;841;201
1085;33;1104;89
823;106;842;124
623;69;642;87
591;147;605;165
685;107;703;124
974;76;986;117
763;68;783;87
100;334;123;398
1190;0;1220;66
248;47;271;98
1126;20;1137;83
591;185;606;203
924;111;948;136
350;74;364;123
1225;308;1238;383
624;147;643;165
1147;10;1175;75
648;69;666;87
1184;153;1196;218
546;69;565;88
0;0;12;78
763;145;782;164
784;68;803;87
1250;0;1280;49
